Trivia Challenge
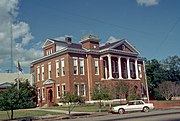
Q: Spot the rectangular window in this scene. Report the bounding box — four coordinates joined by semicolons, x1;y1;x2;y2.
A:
81;84;86;96
61;58;65;76
130;62;135;78
62;84;65;98
42;87;45;100
48;62;51;79
37;66;40;81
56;60;59;77
94;58;99;75
73;57;78;75
80;58;84;75
112;60;115;73
74;84;79;96
38;88;40;100
56;85;60;98
138;64;142;78
50;49;53;54
41;65;44;81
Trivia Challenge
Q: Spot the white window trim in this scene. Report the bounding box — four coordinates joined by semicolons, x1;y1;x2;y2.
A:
74;83;80;96
37;66;40;81
79;58;85;75
56;60;59;77
61;58;65;76
38;88;40;100
62;83;65;98
73;57;78;75
41;64;44;81
48;62;51;79
94;58;99;75
138;64;142;78
56;84;60;99
42;87;45;100
81;83;86;97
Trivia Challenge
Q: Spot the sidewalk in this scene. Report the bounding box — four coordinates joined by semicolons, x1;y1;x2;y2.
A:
26;107;109;121
28;107;95;114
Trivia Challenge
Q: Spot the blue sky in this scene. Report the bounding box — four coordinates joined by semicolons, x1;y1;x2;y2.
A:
0;0;180;73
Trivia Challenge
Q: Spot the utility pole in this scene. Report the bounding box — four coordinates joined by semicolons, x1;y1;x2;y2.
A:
143;61;150;103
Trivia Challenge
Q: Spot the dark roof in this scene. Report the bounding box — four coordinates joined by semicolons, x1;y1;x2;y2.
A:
68;43;82;49
49;38;67;44
49;38;82;49
49;38;125;51
100;40;123;50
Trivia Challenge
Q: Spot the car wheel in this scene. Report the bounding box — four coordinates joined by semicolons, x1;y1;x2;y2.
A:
118;108;125;114
143;107;150;112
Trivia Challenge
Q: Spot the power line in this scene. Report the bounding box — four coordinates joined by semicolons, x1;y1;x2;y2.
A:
58;9;151;35
152;16;180;57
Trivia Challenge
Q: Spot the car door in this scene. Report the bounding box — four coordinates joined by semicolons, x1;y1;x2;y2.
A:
126;102;136;111
135;101;144;111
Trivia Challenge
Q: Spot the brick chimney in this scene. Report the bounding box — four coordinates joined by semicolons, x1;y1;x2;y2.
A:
65;36;72;44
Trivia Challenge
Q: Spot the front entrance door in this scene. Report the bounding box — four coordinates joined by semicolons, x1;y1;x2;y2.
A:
48;89;53;106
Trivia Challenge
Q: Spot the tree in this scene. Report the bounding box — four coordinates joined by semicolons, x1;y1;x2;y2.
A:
61;92;84;115
115;81;130;100
0;79;35;119
156;81;180;100
91;85;112;112
145;59;167;99
161;55;180;82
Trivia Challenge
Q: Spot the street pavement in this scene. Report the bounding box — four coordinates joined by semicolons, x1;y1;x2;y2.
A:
27;107;180;121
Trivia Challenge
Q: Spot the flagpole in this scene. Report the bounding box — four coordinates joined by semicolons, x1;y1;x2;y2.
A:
17;70;19;90
17;60;19;90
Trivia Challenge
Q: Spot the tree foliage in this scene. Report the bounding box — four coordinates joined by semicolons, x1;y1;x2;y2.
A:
145;55;180;99
0;79;35;119
91;86;112;101
91;85;112;112
161;55;180;82
61;92;85;115
156;81;180;100
115;81;131;99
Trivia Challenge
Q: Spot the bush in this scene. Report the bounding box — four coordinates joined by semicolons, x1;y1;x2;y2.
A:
52;103;59;106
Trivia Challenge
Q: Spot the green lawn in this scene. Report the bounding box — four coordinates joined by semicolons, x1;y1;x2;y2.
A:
46;105;110;112
0;110;61;120
157;100;180;102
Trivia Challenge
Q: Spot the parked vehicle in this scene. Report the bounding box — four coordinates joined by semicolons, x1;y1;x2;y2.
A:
110;100;154;114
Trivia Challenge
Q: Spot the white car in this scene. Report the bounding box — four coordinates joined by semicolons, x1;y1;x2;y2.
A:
110;100;154;114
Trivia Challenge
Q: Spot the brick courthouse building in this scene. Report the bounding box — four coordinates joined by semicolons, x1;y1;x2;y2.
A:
31;34;148;106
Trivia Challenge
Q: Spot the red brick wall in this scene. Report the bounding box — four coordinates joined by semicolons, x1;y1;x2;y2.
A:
149;100;180;109
82;41;99;50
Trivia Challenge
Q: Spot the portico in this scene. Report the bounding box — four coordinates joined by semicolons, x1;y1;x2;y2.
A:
101;54;141;80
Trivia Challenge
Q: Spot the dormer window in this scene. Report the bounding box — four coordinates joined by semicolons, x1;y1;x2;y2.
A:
46;49;53;55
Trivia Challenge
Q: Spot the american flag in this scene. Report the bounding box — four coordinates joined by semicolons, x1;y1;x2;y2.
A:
17;61;23;73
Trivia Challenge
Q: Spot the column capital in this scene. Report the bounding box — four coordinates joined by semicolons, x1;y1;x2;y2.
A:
107;54;111;57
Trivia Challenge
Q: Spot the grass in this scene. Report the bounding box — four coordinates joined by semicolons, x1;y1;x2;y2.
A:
157;100;180;102
0;109;61;120
46;105;111;112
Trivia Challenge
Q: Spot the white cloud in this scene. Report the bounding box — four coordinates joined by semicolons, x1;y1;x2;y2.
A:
136;0;160;7
0;0;43;72
100;36;119;46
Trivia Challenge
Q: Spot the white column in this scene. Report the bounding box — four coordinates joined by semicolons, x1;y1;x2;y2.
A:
108;54;113;79
135;59;139;80
127;57;131;79
118;57;123;79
